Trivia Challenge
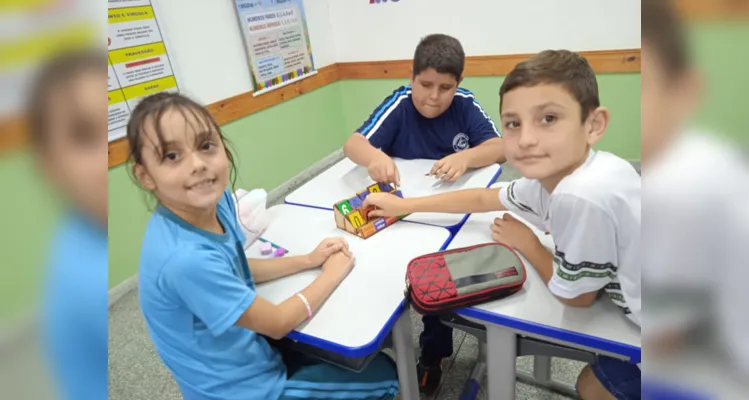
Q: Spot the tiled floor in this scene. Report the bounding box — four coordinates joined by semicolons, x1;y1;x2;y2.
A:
108;289;581;400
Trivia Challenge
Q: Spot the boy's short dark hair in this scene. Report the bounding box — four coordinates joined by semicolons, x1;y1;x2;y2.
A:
27;49;103;149
499;50;600;122
413;34;465;81
642;0;690;78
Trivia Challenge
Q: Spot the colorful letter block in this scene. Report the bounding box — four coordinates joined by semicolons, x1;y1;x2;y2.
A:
336;200;352;215
360;223;376;237
333;184;409;239
348;210;365;228
357;189;370;200
348;196;363;210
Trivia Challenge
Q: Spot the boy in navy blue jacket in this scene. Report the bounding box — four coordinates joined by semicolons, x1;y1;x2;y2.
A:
343;33;504;187
343;33;504;394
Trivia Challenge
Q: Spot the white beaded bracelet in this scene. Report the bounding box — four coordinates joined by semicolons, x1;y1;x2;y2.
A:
295;293;312;319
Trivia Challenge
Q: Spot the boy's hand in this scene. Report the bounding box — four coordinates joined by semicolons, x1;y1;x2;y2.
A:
490;213;539;251
430;152;469;181
306;237;351;268
321;250;356;283
363;193;410;218
368;153;401;187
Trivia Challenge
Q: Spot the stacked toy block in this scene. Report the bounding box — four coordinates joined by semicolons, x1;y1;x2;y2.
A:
333;182;406;239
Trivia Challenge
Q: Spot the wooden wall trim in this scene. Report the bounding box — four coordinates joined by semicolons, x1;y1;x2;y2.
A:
0;116;28;157
337;49;640;79
675;0;749;21
0;48;640;168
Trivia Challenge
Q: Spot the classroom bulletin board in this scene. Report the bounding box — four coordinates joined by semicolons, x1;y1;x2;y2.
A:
233;0;317;96
108;0;180;142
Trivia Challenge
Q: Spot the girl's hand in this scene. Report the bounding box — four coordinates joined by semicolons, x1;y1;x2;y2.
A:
306;237;350;268
321;250;356;283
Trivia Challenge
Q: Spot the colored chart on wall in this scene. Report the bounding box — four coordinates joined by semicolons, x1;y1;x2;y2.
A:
234;0;317;96
108;0;179;142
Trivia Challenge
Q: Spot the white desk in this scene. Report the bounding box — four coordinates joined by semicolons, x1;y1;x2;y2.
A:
447;211;641;400
284;157;501;229
245;204;451;400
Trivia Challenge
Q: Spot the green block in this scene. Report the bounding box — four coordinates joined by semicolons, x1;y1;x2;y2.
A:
336;201;353;215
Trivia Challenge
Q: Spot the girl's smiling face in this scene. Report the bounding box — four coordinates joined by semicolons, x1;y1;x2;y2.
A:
134;106;231;217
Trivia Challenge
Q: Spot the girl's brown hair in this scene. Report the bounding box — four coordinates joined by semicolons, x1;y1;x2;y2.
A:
125;92;238;200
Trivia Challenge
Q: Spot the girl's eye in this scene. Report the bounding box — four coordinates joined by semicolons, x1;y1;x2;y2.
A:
504;121;519;129
541;114;557;124
164;152;178;161
201;141;215;151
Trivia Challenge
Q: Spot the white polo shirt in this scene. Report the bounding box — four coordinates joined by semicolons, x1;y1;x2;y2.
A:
499;149;641;327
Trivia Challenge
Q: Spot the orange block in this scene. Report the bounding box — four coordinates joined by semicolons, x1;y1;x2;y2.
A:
360;222;376;237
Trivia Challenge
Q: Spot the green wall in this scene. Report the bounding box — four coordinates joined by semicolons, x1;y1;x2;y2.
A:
688;22;749;144
0;153;61;319
339;74;642;160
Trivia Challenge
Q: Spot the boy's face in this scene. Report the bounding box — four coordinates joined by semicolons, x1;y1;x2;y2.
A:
410;68;461;119
41;70;108;225
500;84;607;184
641;42;701;163
135;109;230;214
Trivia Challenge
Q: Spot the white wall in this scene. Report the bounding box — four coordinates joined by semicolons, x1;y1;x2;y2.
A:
152;0;639;105
329;0;641;62
153;0;335;105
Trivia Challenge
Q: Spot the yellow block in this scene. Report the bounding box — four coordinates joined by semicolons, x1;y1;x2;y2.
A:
108;89;126;106
347;210;365;228
108;6;154;24
109;42;166;65
368;184;381;193
122;76;177;100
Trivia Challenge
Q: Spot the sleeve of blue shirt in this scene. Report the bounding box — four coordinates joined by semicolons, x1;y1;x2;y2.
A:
162;247;255;337
460;89;501;146
355;86;410;155
220;188;247;244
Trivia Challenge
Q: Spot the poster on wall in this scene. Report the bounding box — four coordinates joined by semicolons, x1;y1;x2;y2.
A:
0;2;97;137
234;0;317;96
108;0;180;142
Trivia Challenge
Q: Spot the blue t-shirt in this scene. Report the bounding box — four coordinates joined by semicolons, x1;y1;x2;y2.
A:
356;86;501;159
43;211;108;400
138;189;285;400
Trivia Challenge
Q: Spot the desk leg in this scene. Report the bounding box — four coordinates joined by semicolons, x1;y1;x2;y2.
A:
392;310;419;400
487;325;517;400
533;355;552;382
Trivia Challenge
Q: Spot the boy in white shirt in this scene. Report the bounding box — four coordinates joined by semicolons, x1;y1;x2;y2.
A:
641;0;749;390
364;49;641;399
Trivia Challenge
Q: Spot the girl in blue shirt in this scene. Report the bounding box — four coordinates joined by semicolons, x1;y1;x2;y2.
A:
127;92;399;400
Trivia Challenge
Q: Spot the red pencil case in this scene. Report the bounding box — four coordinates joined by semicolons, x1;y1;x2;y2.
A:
405;243;527;314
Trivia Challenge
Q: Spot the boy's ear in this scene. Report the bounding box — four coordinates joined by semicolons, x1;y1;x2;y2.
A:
457;76;463;86
585;106;610;146
409;67;415;85
133;163;157;190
